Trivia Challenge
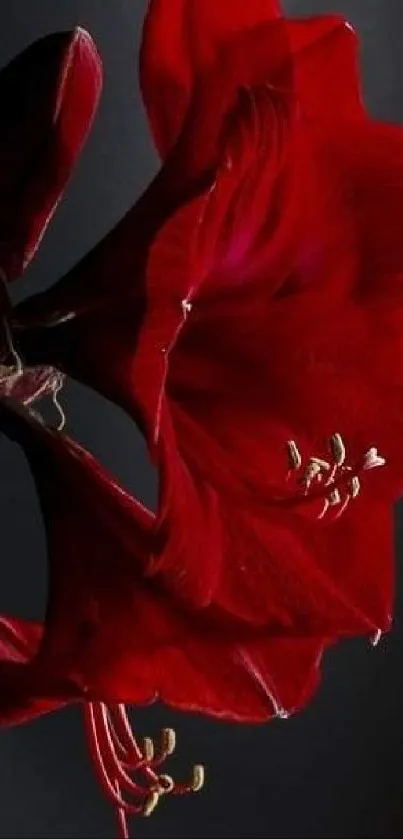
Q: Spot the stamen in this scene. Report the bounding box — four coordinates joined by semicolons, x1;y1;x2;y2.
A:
317;498;330;520
142;737;154;763
158;774;175;794
301;459;322;491
329;433;346;467
191;765;205;793
328;488;341;507
363;447;386;470
350;476;360;498
333;494;351;521
286;433;386;521
83;703;204;838
286;440;302;471
161;727;176;757
143;790;160;817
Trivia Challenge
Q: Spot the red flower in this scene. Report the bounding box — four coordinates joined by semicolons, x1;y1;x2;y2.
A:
14;2;400;639
4;0;403;834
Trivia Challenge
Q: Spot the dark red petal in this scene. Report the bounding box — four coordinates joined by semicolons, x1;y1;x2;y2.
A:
327;119;403;287
287;16;364;121
0;615;71;725
91;633;327;723
140;3;363;159
0;399;327;722
140;0;281;157
0;28;102;280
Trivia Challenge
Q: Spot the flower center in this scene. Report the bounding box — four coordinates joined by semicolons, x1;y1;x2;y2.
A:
286;433;386;519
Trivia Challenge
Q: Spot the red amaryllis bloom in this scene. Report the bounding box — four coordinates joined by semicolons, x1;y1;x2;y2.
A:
5;0;403;834
15;2;400;639
0;16;327;829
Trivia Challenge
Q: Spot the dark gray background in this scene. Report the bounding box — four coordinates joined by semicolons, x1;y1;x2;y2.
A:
0;1;402;837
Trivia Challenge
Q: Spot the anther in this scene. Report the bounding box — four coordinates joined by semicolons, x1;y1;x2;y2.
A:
329;433;346;467
286;440;302;471
143;790;160;817
190;765;205;793
301;459;323;490
158;774;175;794
328;488;341;507
142;737;154;762
160;727;176;757
363;447;386;470
287;433;386;523
311;457;331;472
350;476;361;498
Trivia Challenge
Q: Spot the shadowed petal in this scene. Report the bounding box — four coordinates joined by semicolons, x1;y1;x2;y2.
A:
0;28;102;281
0;615;71;725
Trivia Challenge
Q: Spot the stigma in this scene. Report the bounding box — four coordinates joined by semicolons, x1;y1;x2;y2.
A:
286;433;386;520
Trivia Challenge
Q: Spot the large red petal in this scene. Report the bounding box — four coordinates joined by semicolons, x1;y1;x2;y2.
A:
140;2;363;158
140;0;281;156
287;16;364;121
90;631;327;723
0;400;327;722
0;28;102;281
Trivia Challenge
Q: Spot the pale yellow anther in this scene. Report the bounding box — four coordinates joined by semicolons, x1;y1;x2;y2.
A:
301;460;322;489
310;457;331;471
191;764;205;793
158;774;175;795
143;790;160;817
142;737;155;762
363;447;386;471
330;433;346;467
350;476;361;498
328;488;341;506
161;727;176;757
287;440;302;471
